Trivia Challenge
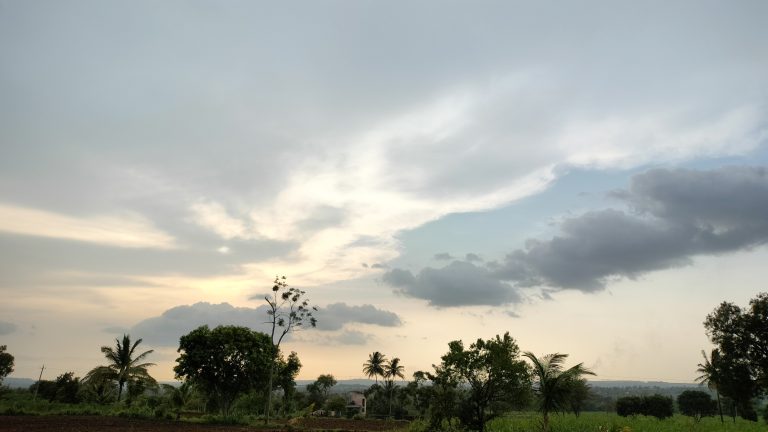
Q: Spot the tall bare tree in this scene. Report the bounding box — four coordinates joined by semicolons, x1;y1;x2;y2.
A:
261;276;317;424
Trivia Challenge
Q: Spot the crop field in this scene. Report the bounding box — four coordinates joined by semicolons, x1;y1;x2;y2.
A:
485;412;766;432
0;415;409;432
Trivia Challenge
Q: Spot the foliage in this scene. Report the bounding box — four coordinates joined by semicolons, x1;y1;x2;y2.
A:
28;372;81;404
0;345;13;384
486;411;767;432
616;394;673;419
696;349;724;422
83;334;156;402
174;324;274;415
523;351;595;431
275;351;302;415
161;381;200;419
677;390;716;421
262;275;316;423
306;373;337;411
363;351;388;383
703;293;767;421
419;332;530;432
324;394;347;413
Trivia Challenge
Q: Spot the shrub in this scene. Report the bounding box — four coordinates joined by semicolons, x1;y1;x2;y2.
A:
677;390;716;420
615;394;673;419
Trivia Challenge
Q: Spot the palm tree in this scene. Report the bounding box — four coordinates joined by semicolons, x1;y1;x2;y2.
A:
696;349;724;423
84;334;156;402
524;352;595;432
363;351;387;384
384;357;405;416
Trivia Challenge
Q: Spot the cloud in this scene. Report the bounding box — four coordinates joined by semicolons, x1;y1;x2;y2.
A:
102;326;129;334
130;302;269;347
0;321;17;335
433;253;454;261
130;301;401;346
465;253;483;262
0;203;175;249
384;166;768;306
313;303;402;331
496;166;768;291
384;261;521;307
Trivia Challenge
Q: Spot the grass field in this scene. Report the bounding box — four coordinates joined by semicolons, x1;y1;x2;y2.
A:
485;412;766;432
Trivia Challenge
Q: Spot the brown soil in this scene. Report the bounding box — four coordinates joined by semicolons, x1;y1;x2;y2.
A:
0;416;409;432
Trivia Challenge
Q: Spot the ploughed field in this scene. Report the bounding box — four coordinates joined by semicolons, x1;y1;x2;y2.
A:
0;416;409;432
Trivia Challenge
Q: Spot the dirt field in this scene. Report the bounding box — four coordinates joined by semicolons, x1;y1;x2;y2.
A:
0;416;409;432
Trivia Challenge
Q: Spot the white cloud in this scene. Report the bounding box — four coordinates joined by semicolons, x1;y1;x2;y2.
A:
0;203;175;249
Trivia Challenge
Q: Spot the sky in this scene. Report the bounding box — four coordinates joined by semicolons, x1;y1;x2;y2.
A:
1;0;767;385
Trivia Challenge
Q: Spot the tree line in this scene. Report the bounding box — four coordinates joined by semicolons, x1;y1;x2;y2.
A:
2;283;768;430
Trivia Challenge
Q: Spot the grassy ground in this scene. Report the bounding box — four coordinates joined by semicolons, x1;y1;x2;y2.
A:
486;412;766;432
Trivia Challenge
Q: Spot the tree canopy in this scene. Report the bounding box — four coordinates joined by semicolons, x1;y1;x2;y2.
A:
703;292;768;421
83;334;155;402
424;332;530;432
174;325;275;415
0;345;13;384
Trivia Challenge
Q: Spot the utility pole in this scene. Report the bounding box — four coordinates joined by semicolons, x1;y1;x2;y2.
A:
32;364;45;401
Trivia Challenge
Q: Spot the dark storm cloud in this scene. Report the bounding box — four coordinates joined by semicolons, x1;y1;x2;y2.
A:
385;166;768;306
130;301;401;346
384;261;521;307
497;166;768;291
0;321;17;335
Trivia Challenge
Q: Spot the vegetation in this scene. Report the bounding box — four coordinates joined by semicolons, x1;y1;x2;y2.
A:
523;351;595;431
485;411;767;432
677;389;717;421
173;325;274;415
416;332;531;432
363;351;388;383
262;275;317;423
703;292;768;421
83;335;156;402
0;345;13;385
5;289;768;432
616;394;674;419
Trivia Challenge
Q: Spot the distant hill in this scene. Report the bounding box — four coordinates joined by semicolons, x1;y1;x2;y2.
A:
2;377;35;389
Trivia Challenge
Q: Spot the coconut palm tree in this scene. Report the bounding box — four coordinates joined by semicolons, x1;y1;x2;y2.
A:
363;351;387;384
524;352;595;432
696;349;724;423
84;334;156;402
384;357;405;416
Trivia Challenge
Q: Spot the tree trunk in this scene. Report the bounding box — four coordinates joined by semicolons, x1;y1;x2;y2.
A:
264;361;275;424
716;391;723;423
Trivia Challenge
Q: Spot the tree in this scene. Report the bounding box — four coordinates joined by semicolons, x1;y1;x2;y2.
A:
276;352;302;415
704;296;765;421
261;276;317;423
0;345;13;384
616;394;673;419
696;349;724;422
363;351;387;384
433;332;530;432
677;390;717;422
561;376;590;416
174;325;274;415
315;374;337;400
523;352;595;432
384;357;405;416
83;334;156;402
161;382;200;420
